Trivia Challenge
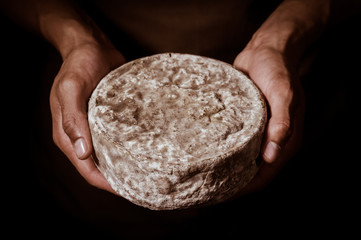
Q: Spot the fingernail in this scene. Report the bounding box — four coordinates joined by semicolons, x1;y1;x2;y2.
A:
263;141;281;163
74;138;87;159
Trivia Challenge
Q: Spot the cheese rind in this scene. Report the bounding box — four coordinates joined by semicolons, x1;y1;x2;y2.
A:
88;53;266;210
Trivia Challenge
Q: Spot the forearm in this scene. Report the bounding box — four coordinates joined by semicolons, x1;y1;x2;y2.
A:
36;0;111;59
1;0;111;59
247;0;331;66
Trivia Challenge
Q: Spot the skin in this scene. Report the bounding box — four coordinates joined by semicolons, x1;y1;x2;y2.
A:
2;0;332;195
50;42;125;193
234;0;330;194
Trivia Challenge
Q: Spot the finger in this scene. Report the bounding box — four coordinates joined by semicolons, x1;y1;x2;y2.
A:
72;155;116;193
262;118;292;163
56;75;93;160
265;81;305;162
261;80;294;164
50;100;115;193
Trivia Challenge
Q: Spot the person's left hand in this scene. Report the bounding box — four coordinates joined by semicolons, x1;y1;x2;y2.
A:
233;44;305;194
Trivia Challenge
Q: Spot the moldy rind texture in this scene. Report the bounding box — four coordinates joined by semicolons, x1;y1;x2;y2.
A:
88;53;267;210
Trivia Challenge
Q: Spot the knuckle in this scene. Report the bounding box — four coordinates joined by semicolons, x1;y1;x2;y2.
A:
62;114;78;137
273;68;291;81
57;73;85;94
273;120;293;143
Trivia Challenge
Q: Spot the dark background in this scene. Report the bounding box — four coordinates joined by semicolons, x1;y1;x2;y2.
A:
1;3;360;238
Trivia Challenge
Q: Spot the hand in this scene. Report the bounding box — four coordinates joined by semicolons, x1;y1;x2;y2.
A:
50;42;125;192
233;44;305;194
229;0;331;195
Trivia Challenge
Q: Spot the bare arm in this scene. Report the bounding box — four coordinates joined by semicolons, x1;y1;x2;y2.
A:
1;0;125;192
2;0;114;59
234;0;331;193
2;0;358;196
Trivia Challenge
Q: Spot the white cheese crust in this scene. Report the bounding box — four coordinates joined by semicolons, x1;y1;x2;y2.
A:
88;53;266;210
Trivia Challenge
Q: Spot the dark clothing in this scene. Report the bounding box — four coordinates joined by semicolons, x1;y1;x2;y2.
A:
1;1;359;238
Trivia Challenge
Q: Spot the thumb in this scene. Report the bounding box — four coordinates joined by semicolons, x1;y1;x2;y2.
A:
262;116;292;163
261;82;294;163
62;111;93;160
58;78;93;160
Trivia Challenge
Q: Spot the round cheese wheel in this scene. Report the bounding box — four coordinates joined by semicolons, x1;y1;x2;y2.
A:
88;53;267;210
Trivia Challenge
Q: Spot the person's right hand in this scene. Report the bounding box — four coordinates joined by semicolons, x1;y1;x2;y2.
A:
50;41;125;192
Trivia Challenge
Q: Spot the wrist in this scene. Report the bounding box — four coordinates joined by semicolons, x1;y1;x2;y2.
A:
246;0;330;66
37;5;111;60
248;22;305;68
43;20;93;59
